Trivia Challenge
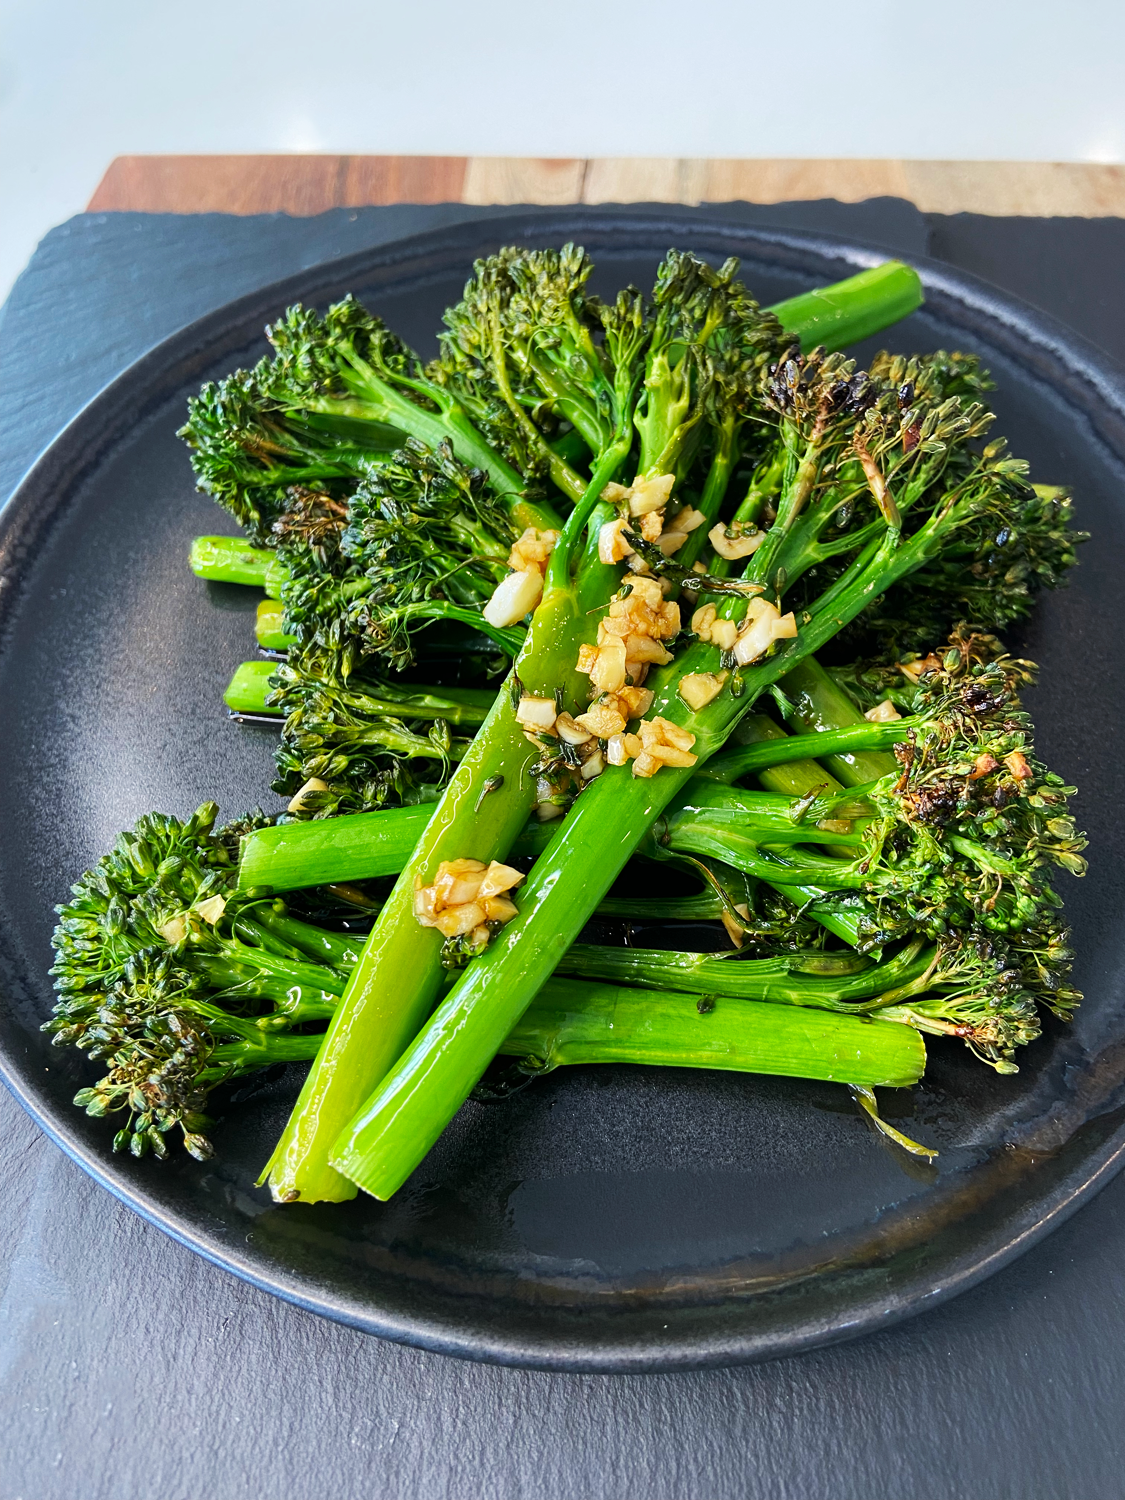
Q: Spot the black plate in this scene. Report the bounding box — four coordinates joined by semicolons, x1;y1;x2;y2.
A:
2;213;1124;1373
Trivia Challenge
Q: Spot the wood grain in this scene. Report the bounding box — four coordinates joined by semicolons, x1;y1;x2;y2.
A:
87;155;1125;219
87;155;468;215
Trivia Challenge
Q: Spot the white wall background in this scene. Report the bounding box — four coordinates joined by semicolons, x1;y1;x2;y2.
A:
2;0;1125;299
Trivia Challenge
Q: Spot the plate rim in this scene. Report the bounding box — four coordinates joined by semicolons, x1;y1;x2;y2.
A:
3;209;1125;1372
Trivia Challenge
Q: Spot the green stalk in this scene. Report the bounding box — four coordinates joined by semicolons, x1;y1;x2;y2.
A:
702;716;911;783
777;657;900;785
204;1032;327;1078
235;773;872;895
256;599;293;650
205;974;925;1090
687;713;866;943
241;804;434;891
556;937;931;1008
192;971;339;1026
224;661;279;715
499;978;925;1087
246;904;364;969
190;536;287;593
768;262;923;354
222;659;498;724
239;807;736;924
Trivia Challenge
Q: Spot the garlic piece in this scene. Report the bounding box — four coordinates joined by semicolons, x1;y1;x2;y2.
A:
606;733;630;767
656;507;702;555
708;521;767;561
580;749;605;781
507;527;559;574
157;915;188;945
864;699;902;722
482;895;519;923
483;569;542;628
670;506;707;534
601;481;632;505
515;695;558;733
624;634;674;665
575;702;627;739
413;881;442;925
615;685;654;718
628;473;676;516
287;776;329;814
636;510;661;543
590;638;628;693
433;857;488;907
478;861;525;899
678;671;728;711
554;711;592;745
691;603;717;637
194;895;227;926
690;604;738;651
434;902;488;938
632;751;661;778
732;603;798;666
632;715;698;774
597;516;634;565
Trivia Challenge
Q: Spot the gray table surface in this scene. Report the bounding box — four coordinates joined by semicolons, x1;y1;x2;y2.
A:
3;199;1124;1500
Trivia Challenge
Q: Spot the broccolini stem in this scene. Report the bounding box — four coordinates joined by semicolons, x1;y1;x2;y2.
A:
556;936;932;1008
701;717;911;783
189;536;287;592
255;599;292;650
207;973;927;1091
768;263;923;352
499;979;925;1088
776;657;900;785
222;659;498;725
206;1032;327;1076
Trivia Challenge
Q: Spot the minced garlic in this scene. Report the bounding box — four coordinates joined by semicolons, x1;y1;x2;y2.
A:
731;599;798;666
631;716;698;778
514;695;558;733
482;527;560;628
708;520;766;561
483;569;543;629
413;857;525;949
678;671;728;711
864;699;902;722
579;575;681;692
507;527;559;574
693;598;797;666
597;472;705;573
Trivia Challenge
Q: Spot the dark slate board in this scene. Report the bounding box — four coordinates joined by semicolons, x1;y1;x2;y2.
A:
2;197;1123;1500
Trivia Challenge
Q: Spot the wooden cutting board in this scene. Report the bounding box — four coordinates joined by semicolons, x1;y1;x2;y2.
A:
87;155;1125;218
